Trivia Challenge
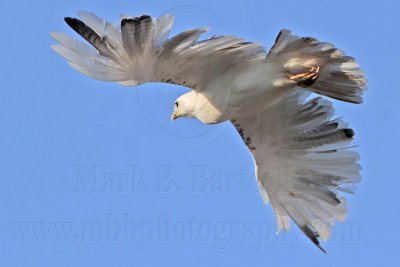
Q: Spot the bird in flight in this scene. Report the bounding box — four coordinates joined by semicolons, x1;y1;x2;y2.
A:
51;11;366;252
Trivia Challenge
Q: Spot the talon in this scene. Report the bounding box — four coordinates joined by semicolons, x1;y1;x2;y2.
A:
288;65;320;88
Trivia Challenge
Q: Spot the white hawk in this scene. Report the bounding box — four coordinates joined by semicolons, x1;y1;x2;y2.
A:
51;11;367;252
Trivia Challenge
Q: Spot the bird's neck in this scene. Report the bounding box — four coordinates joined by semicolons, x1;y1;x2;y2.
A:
192;92;224;124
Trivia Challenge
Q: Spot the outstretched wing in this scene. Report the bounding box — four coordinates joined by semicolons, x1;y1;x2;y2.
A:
232;89;360;252
51;11;265;90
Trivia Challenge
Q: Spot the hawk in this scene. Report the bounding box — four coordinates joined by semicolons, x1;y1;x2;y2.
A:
51;11;367;252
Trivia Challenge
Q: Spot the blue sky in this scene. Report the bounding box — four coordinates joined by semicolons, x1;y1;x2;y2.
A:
0;0;399;266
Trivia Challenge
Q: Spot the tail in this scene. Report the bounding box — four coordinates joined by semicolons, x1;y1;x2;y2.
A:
267;29;367;103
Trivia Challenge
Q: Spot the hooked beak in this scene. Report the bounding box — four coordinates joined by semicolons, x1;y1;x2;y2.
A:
171;111;179;122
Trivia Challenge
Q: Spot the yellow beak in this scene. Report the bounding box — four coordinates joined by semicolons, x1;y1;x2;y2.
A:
171;111;178;122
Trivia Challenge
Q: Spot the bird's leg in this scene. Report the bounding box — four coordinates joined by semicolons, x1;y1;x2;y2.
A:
286;65;320;88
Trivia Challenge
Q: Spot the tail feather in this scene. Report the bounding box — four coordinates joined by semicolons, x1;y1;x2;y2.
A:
268;29;367;103
121;15;154;55
121;18;139;56
134;16;154;51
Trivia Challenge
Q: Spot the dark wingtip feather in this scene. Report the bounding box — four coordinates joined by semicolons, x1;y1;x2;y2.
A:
63;16;110;57
121;15;152;26
300;225;327;254
121;18;139;27
139;15;152;21
343;128;355;138
64;17;82;30
64;17;73;23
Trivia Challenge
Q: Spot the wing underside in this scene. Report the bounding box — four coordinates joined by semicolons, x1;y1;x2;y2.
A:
51;11;365;252
51;11;266;90
233;90;361;252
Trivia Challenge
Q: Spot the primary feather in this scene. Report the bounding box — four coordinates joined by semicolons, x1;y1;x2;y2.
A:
232;90;360;252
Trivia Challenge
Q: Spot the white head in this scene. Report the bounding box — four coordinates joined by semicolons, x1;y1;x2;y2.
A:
170;91;197;121
170;91;222;124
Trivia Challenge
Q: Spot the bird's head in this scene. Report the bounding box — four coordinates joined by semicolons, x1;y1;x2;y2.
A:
170;91;223;124
171;91;197;122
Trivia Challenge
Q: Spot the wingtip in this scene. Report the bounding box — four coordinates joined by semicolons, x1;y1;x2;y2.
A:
160;13;174;20
298;224;328;254
64;17;78;28
76;10;90;19
343;128;355;138
316;243;327;254
200;26;210;32
64;17;73;23
49;32;58;39
49;44;60;54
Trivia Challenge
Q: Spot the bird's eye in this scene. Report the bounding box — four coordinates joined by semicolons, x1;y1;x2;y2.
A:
175;102;179;107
